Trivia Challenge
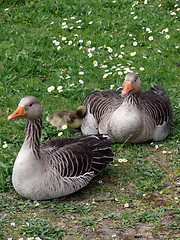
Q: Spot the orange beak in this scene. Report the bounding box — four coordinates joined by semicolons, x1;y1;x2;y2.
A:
122;81;133;96
8;105;25;120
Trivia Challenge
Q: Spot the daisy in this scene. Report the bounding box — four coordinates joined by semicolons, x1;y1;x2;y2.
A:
62;125;67;130
140;67;145;71
89;21;93;25
118;54;123;59
79;71;84;75
88;53;93;57
68;40;72;45
62;22;66;26
77;26;81;29
2;142;7;148
62;37;67;41
130;52;136;56
71;16;76;19
148;36;153;41
133;16;138;19
129;34;133;37
133;41;138;46
107;47;113;53
110;85;114;90
79;79;84;84
118;71;123;76
103;73;108;78
146;27;151;32
76;20;81;23
55;41;60;46
69;83;75;87
57;46;61;50
57;86;63;92
124;203;129;208
165;35;170;39
112;234;117;238
87;40;91;45
58;132;63;136
47;86;55;92
79;39;83;43
157;49;162;53
93;61;98;67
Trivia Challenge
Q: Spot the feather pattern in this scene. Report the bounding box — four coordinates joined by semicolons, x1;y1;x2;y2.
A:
8;96;113;200
81;73;174;143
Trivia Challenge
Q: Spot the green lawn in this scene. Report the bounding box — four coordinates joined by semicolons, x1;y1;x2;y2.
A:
0;0;179;239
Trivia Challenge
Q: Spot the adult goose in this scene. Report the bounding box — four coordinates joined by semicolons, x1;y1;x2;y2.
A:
8;96;113;200
81;73;174;143
46;106;86;130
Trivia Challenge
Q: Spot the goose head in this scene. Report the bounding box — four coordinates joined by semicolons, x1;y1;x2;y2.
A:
8;96;42;121
122;73;142;96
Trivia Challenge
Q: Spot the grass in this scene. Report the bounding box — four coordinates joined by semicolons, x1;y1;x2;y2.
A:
0;0;180;239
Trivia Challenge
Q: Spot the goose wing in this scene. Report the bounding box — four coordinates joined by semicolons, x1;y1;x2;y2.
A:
40;135;113;177
140;86;174;126
40;135;113;197
82;89;123;122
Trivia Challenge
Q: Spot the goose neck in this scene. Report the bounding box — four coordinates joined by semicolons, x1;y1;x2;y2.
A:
24;117;42;156
123;93;140;106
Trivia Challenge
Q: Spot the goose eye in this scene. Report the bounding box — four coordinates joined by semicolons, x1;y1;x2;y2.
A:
29;103;33;107
72;116;76;120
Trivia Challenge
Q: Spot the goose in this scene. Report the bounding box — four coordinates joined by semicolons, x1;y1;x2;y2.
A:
81;73;174;143
46;106;86;130
8;96;113;200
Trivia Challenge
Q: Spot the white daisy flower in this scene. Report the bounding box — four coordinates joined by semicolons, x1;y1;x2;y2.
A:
110;85;114;90
93;61;98;67
68;40;72;45
62;37;67;41
55;41;60;46
103;73;109;78
79;71;84;75
79;39;83;43
57;46;61;50
133;42;138;46
58;132;63;136
130;52;136;56
62;125;67;130
87;40;91;45
118;71;123;76
47;86;55;92
148;36;153;41
165;35;170;39
88;53;93;58
89;21;93;25
79;80;84;84
124;203;129;208
140;67;145;71
107;47;113;53
2;142;8;148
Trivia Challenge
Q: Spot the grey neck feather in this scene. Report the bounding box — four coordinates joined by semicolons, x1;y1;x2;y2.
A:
25;117;42;158
123;93;140;105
